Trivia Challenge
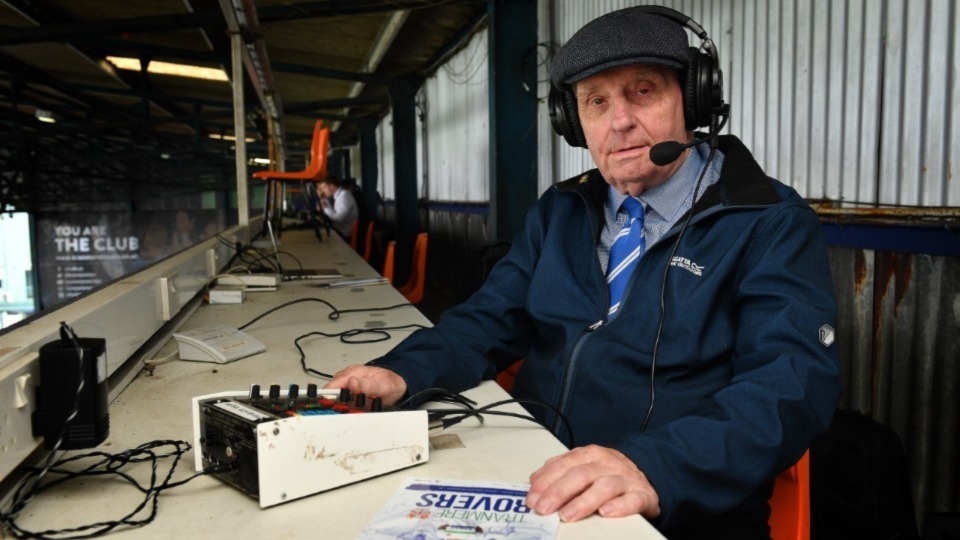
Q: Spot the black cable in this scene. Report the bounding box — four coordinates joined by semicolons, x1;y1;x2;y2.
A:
294;323;427;378
232;297;426;378
0;323;85;532
427;397;576;449
235;246;277;273
397;387;479;410
237;297;417;331
641;134;723;431
0;440;225;539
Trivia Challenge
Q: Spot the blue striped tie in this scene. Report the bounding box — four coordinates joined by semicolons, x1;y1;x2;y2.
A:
607;197;645;316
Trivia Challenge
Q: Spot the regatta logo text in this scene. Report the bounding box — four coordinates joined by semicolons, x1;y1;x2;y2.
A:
670;256;705;277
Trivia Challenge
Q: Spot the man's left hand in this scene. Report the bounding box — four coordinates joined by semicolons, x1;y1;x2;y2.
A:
526;445;661;522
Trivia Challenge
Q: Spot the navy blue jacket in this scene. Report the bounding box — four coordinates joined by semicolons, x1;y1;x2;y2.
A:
372;135;841;532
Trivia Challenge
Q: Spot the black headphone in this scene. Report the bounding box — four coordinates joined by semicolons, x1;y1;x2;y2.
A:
548;5;726;149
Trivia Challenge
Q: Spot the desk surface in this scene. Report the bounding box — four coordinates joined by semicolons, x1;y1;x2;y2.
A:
13;229;664;539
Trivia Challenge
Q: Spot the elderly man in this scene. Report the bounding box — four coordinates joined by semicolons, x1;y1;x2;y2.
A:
328;6;840;539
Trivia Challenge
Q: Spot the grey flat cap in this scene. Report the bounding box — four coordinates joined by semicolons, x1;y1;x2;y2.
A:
550;7;689;88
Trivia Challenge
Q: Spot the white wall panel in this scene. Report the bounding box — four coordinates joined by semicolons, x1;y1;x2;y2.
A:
377;110;395;200
423;29;490;202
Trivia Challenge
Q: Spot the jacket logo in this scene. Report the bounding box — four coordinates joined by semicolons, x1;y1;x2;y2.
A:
670;256;704;276
819;324;835;347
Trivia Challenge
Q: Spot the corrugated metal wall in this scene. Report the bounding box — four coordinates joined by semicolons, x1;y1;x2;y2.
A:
829;247;960;524
545;0;960;207
375;28;493;300
377;28;490;203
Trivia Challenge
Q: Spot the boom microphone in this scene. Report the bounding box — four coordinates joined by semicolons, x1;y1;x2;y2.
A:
649;140;697;166
649;107;730;166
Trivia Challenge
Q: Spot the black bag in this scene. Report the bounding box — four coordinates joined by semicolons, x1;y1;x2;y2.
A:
810;408;919;540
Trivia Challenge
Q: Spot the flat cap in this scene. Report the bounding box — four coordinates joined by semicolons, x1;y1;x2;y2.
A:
550;7;689;88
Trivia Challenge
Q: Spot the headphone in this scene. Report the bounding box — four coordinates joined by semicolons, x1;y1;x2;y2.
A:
548;5;726;149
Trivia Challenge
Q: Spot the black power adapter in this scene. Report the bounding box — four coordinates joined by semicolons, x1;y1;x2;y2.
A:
31;329;110;449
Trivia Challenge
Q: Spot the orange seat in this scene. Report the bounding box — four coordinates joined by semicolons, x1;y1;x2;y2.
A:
361;222;375;262
769;450;811;540
398;232;428;303
495;359;525;393
383;240;396;285
253;119;329;183
382;232;428;303
253;120;329;226
349;220;359;250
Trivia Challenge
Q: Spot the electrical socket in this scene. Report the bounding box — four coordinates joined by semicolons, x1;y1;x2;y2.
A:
0;352;41;483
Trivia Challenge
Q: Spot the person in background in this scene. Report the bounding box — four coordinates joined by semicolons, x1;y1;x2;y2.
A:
169;210;196;253
317;175;358;240
327;6;841;539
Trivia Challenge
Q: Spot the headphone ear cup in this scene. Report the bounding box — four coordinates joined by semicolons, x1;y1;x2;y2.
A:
548;86;587;148
684;47;704;130
562;90;587;148
685;45;725;129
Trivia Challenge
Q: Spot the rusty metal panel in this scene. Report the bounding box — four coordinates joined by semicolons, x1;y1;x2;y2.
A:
829;246;960;524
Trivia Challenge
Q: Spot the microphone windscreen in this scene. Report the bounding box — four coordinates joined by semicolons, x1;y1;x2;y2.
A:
650;140;685;166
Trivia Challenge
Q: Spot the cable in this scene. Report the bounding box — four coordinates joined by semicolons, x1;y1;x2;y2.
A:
0;323;221;539
398;387;479;410
0;440;226;539
236;297;417;331
0;323;85;533
641;143;720;431
427;397;576;449
294;323;427;378
232;297;426;378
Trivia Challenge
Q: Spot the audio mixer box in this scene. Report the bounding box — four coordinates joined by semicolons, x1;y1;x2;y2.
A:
192;384;429;508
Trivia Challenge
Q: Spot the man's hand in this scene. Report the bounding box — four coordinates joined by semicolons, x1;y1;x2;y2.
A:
324;364;407;406
526;445;660;522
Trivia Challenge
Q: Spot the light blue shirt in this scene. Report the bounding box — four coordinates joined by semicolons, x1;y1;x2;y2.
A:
598;143;725;273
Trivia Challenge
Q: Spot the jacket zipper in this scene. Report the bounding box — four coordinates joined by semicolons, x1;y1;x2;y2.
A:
551;188;607;438
552;319;603;438
548;187;749;438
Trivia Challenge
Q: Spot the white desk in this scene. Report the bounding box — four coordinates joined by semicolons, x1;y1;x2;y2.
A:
11;230;664;539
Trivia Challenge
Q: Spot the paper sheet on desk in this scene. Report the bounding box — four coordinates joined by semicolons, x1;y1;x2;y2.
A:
359;477;559;540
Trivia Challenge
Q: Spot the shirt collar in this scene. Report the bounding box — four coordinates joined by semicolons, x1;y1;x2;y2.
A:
606;143;715;222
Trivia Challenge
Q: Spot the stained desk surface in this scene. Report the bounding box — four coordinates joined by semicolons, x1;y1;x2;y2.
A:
13;228;664;539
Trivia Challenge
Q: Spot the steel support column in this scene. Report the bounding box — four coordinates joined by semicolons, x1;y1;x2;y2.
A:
359;121;379;222
488;0;538;242
390;85;420;286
